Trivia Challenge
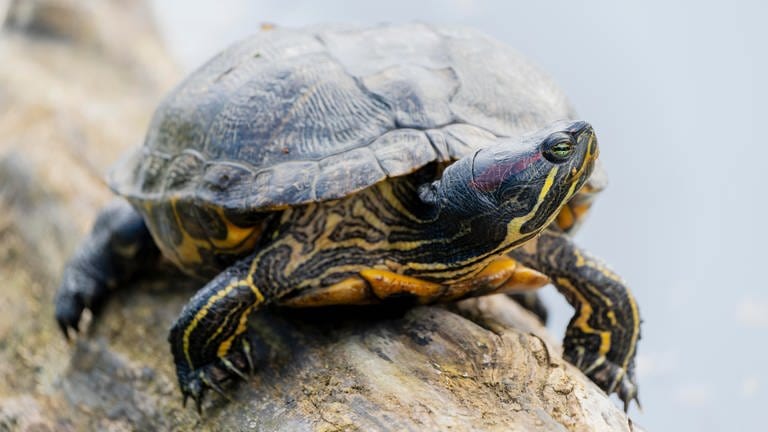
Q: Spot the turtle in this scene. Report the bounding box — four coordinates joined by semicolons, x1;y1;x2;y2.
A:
54;23;640;413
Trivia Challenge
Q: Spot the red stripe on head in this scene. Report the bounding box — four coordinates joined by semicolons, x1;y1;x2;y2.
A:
470;152;542;192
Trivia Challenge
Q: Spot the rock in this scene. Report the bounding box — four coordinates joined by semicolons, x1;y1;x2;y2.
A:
0;1;639;430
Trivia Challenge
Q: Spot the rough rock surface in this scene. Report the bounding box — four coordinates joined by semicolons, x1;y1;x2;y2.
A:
0;1;639;430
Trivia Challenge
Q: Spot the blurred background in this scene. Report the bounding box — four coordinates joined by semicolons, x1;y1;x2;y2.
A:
149;1;765;430
0;0;763;430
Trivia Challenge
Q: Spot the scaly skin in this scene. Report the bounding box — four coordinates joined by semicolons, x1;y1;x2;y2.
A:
511;230;641;410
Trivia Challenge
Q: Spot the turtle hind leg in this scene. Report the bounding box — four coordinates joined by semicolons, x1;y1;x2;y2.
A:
55;199;158;338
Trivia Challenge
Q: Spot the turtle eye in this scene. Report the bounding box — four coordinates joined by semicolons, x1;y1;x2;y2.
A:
542;134;575;164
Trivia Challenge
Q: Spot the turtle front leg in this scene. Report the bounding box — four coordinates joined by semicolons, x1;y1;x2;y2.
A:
55;199;158;337
168;254;268;413
510;230;641;411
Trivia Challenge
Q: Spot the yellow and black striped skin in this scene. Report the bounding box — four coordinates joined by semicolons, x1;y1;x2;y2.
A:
506;172;607;324
506;158;640;409
136;199;272;278
510;229;641;410
167;121;599;408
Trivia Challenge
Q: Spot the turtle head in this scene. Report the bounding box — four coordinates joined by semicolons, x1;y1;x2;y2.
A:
424;120;598;250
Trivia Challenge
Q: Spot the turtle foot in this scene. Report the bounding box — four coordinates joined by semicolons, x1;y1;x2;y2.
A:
566;350;639;412
174;339;254;414
54;266;106;339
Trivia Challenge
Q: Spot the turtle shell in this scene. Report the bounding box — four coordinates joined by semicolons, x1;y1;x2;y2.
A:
109;23;575;211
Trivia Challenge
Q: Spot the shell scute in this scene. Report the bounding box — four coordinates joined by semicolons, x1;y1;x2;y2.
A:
110;24;575;213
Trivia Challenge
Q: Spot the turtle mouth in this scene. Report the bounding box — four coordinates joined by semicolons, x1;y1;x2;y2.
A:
574;155;596;182
567;134;599;187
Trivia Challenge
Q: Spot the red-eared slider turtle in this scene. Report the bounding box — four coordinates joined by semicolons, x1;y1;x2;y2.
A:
55;23;640;412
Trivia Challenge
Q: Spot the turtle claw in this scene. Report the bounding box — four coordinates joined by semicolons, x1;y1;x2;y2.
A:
55;290;85;340
178;374;219;414
200;372;232;401
241;339;255;374
195;395;203;415
617;378;640;413
178;370;207;414
55;266;106;340
566;350;639;412
221;358;249;381
176;348;253;414
57;318;76;341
